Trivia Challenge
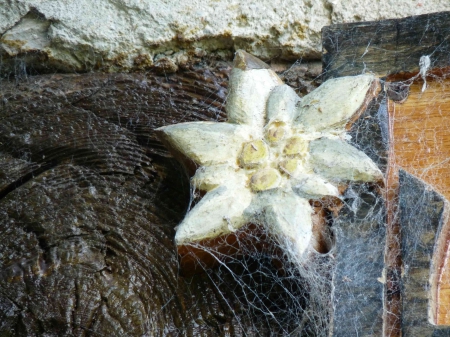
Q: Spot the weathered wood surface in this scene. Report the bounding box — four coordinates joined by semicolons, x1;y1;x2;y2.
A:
386;81;450;185
0;68;326;335
399;170;450;336
0;71;265;335
331;185;386;337
322;11;450;80
330;91;387;337
323;14;392;337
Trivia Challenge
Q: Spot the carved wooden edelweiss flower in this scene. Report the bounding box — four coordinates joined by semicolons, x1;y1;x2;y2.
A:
157;50;382;259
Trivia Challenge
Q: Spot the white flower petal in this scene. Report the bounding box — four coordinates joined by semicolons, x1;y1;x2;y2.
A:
246;190;313;257
266;84;300;124
309;137;383;182
226;52;283;130
157;121;251;166
175;185;253;245
294;74;378;132
191;165;246;192
291;175;339;199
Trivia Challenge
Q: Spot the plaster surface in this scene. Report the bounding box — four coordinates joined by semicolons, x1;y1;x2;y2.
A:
2;0;449;72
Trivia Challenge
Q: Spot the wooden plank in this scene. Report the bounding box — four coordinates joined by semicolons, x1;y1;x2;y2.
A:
331;186;386;337
387;78;450;201
388;76;450;328
330;91;388;337
0;66;327;335
398;170;450;336
322;11;450;80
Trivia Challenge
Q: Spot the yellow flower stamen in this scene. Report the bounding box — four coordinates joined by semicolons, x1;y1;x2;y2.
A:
284;137;309;155
266;122;287;143
239;140;269;168
250;168;281;192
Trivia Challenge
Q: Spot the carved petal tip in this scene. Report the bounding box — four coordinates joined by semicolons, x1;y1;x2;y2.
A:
226;53;283;130
247;190;313;256
292;175;340;199
309;137;383;182
233;49;271;70
192;165;246;192
156;122;250;166
295;74;379;132
175;185;253;245
266;84;300;124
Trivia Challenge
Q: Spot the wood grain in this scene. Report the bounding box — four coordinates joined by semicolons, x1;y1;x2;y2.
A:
0;70;285;336
398;170;448;336
0;68;327;335
388;78;450;201
322;11;450;80
388;76;450;327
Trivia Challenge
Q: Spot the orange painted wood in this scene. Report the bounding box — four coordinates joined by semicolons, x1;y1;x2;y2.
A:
388;77;450;325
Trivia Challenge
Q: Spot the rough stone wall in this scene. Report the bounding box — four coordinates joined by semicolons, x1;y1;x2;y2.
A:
1;0;450;73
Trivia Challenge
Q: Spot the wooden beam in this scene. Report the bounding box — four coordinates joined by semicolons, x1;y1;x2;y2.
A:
398;170;450;335
330;90;387;337
322;11;450;80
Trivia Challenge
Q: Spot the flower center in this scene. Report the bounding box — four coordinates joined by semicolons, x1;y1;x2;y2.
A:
250;167;281;192
239;140;269;168
265;122;287;143
279;157;303;176
284;136;308;155
239;134;310;192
